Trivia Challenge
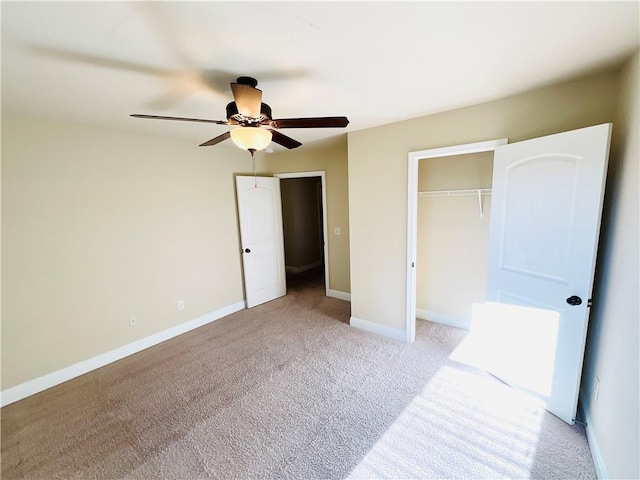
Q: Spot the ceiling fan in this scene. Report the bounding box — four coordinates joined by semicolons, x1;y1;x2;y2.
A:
131;76;349;152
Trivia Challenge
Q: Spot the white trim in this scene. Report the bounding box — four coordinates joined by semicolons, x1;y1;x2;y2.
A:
350;316;406;342
274;171;330;297
406;138;508;344
0;300;246;407
410;139;509;160
285;260;323;274
327;289;351;301
416;308;470;330
406;154;419;344
582;404;609;479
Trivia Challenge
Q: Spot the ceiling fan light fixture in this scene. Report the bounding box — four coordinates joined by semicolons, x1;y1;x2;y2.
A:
230;127;272;151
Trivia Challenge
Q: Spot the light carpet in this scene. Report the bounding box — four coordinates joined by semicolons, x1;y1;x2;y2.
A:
1;272;596;479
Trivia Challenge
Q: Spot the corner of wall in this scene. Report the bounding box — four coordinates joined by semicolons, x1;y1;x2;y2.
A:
579;396;610;479
579;49;639;480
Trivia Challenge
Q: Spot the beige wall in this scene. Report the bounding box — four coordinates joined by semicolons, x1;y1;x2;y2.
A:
582;51;639;479
416;152;493;322
348;71;620;332
2;115;249;389
264;135;350;293
280;177;323;269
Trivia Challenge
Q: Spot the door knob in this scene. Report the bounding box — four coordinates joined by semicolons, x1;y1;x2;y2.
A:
566;295;582;306
244;248;251;253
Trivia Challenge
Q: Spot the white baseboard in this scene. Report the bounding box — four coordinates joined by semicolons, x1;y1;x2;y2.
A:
285;261;323;274
350;316;406;342
327;289;351;301
416;308;470;330
0;300;246;407
582;403;609;479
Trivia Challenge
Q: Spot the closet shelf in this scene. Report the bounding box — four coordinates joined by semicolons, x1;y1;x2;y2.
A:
418;188;492;218
418;188;492;197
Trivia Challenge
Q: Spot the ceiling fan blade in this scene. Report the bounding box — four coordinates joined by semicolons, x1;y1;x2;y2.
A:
230;83;262;118
131;114;228;125
199;131;231;147
268;116;349;129
267;129;302;149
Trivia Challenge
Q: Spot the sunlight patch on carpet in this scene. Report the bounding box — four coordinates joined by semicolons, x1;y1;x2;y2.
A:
347;362;545;479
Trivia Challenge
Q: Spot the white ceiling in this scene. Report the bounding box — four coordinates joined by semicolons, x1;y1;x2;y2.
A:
2;1;639;151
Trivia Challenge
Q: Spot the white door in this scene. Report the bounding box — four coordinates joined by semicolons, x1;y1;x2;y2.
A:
236;176;286;308
477;123;611;424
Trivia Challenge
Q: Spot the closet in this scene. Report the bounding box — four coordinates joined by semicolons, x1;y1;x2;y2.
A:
415;151;494;329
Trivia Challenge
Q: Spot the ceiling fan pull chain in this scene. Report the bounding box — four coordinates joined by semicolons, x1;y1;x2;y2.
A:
250;148;258;188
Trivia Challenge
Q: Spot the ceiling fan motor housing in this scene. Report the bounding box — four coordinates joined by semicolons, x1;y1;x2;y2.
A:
226;101;272;125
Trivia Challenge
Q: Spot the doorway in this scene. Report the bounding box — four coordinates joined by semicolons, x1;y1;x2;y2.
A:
274;171;330;296
406;139;508;342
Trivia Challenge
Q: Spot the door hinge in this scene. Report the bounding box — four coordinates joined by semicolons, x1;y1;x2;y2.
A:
411;262;415;268
587;298;593;307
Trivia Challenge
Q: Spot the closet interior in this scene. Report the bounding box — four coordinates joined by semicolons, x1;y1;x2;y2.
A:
416;151;494;329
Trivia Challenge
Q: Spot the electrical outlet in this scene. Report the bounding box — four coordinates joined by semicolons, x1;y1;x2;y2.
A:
594;376;600;401
129;316;138;327
177;300;185;311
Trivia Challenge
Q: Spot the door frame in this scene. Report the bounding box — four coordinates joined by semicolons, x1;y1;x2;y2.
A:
405;139;508;343
274;171;330;296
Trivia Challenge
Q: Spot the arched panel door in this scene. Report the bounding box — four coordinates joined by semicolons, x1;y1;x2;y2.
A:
236;176;286;308
480;123;611;424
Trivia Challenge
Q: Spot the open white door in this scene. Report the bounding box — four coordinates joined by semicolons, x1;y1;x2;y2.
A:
236;176;286;308
477;123;611;424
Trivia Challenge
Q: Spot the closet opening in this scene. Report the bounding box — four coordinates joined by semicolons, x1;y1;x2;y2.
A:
415;151;495;332
405;139;508;342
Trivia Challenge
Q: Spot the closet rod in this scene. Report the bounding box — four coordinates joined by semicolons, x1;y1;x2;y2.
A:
418;188;491;218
